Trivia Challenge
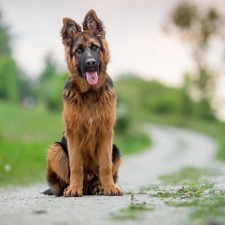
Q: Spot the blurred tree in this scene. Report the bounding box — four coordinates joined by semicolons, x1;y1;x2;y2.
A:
180;73;193;125
35;52;66;111
0;11;11;56
115;76;183;120
0;11;19;102
166;1;224;120
0;56;18;102
0;10;32;103
115;95;131;134
38;53;57;83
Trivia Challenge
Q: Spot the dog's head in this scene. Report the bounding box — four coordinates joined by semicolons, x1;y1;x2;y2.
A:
61;10;110;91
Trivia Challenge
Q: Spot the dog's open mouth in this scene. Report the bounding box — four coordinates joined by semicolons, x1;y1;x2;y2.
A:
86;71;98;85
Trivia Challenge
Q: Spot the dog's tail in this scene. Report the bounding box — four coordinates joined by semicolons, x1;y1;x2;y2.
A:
42;188;54;195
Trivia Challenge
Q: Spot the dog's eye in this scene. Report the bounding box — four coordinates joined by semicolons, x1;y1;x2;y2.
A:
91;45;98;51
76;48;83;55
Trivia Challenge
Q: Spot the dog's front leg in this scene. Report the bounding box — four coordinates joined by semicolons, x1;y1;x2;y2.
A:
98;134;123;196
64;137;83;197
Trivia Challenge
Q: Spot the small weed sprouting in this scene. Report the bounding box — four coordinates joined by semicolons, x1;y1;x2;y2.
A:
138;185;160;194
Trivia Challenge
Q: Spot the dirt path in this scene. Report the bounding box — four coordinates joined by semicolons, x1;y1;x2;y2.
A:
0;124;221;225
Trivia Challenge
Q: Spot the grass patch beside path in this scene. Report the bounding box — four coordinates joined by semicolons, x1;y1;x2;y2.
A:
141;167;225;224
158;167;218;186
166;190;225;222
112;203;154;221
0;102;63;186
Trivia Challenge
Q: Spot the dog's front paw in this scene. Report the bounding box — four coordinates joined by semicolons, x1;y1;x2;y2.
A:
92;184;104;195
103;185;123;196
63;185;82;197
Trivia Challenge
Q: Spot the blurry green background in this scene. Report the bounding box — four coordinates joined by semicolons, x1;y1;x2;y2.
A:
1;1;225;187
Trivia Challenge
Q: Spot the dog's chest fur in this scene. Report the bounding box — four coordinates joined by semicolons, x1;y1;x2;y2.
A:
63;76;116;131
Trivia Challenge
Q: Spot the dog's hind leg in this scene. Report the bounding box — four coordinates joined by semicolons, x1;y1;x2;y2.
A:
111;144;122;183
45;143;70;196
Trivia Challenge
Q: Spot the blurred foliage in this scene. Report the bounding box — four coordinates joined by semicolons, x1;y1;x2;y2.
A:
34;53;66;111
0;56;18;102
0;11;32;103
169;1;223;44
114;74;225;131
166;1;225;120
0;12;11;55
171;1;199;29
115;100;131;134
115;75;188;122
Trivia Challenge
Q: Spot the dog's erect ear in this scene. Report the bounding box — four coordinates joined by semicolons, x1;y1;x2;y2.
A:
61;18;81;46
82;10;105;37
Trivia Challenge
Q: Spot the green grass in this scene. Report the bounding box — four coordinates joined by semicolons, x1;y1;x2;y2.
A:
0;101;151;187
165;189;225;222
0;101;63;186
141;167;225;224
189;190;225;221
112;203;154;221
152;183;214;199
124;167;224;223
158;167;218;186
152;167;216;200
114;127;151;155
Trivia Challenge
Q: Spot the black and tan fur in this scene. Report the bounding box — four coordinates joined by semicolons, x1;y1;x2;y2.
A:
44;10;123;197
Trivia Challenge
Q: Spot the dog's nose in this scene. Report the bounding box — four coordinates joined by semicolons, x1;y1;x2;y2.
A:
85;58;96;66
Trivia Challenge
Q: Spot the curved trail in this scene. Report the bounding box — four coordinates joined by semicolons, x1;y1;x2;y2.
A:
120;124;217;189
0;124;220;225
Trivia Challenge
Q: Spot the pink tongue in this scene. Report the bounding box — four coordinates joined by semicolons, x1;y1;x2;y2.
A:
86;71;98;85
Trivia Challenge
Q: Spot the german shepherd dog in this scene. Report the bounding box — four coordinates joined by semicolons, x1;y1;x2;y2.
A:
44;10;123;197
